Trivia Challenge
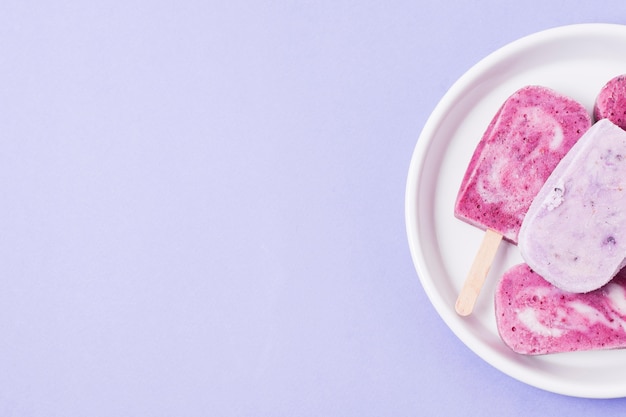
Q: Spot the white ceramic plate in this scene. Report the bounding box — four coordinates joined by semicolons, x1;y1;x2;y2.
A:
405;23;626;398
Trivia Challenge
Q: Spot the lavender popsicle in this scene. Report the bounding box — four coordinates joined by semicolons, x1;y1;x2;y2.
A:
519;119;626;293
495;263;626;355
454;86;591;316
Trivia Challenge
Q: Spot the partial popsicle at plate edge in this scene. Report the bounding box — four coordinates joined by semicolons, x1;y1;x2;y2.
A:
495;263;626;355
519;119;626;293
454;86;591;316
594;74;626;130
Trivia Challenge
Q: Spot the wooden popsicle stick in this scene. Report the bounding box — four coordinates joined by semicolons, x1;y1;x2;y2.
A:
455;228;503;316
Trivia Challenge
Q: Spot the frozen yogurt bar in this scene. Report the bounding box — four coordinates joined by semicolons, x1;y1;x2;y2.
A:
454;85;591;315
455;86;591;243
594;74;626;130
495;263;626;355
519;119;626;293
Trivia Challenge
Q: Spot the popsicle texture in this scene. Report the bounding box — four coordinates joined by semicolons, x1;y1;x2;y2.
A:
455;86;591;243
495;263;626;355
519;119;626;293
594;74;626;130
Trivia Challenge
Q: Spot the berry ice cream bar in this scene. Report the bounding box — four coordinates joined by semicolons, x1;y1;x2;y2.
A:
495;263;626;355
594;74;626;130
519;119;626;293
454;86;591;315
455;85;591;244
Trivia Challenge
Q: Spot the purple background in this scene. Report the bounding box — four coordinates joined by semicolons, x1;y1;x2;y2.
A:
2;1;626;415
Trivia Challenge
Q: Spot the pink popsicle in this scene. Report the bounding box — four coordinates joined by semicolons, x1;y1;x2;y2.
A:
454;86;591;316
594;74;626;130
495;263;626;355
455;86;591;243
